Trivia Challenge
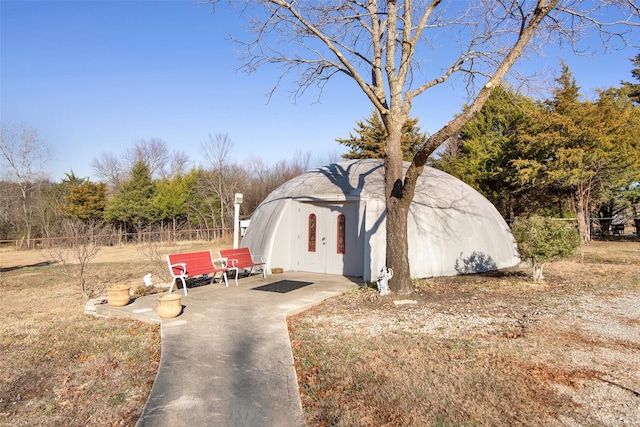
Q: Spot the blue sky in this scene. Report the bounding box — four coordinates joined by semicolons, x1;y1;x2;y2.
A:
2;1;638;182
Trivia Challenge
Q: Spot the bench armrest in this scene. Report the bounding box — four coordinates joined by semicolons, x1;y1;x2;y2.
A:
212;257;228;269
170;262;187;276
228;258;240;268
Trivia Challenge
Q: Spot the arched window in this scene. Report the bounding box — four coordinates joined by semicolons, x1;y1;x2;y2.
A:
337;214;346;254
308;214;316;252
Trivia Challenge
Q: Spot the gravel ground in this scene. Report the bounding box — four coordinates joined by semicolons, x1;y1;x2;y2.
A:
553;294;640;426
306;284;640;425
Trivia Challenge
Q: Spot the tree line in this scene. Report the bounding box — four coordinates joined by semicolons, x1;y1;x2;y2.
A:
0;130;323;248
338;60;640;243
2;59;639;251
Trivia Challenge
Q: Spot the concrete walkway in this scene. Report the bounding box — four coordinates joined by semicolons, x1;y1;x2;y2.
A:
95;272;360;427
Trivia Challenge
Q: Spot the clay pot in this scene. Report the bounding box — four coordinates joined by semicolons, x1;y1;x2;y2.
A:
156;294;182;319
107;285;131;307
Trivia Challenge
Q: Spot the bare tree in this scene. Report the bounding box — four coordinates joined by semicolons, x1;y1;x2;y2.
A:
211;0;639;294
91;151;125;191
201;133;244;235
135;138;192;179
92;138;191;191
48;220;104;299
0;181;24;240
0;123;53;247
239;153;311;216
126;138;171;179
169;150;191;177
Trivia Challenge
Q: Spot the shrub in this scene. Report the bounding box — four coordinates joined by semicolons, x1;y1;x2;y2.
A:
511;216;581;281
132;285;163;297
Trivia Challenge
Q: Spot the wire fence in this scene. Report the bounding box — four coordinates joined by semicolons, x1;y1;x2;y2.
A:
0;228;234;251
504;217;639;239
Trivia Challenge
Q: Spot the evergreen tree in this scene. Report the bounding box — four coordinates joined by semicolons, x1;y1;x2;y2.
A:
513;66;640;243
60;181;107;222
184;167;220;231
436;85;537;218
152;174;191;233
337;111;427;160
104;161;156;234
438;65;640;239
511;64;585;220
622;52;640;105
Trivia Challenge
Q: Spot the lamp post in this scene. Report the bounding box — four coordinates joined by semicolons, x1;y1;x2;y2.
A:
233;193;243;249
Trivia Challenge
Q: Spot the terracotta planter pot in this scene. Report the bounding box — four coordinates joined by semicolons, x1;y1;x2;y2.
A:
156;294;182;319
107;285;131;307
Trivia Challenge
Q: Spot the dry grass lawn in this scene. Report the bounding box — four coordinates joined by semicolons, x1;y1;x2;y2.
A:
1;240;638;426
0;241;220;426
289;241;640;426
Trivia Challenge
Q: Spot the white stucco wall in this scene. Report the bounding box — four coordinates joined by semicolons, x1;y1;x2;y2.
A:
241;159;519;280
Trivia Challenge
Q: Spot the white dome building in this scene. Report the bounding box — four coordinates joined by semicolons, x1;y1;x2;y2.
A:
241;159;519;282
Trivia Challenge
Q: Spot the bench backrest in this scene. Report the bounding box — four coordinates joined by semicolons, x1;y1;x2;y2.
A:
167;251;214;277
219;248;255;268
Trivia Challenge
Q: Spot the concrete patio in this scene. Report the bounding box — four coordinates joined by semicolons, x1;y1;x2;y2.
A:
93;271;361;427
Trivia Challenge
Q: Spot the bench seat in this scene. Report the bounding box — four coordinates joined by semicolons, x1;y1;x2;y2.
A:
167;250;230;296
218;247;266;285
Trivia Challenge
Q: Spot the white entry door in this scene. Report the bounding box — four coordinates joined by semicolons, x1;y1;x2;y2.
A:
298;202;362;276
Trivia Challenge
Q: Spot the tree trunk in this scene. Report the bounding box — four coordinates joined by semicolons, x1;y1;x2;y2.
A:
385;199;412;294
533;263;544;281
599;218;612;237
574;193;591;244
172;217;177;242
384;122;413;295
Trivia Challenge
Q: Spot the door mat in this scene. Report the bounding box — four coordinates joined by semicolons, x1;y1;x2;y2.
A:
252;280;314;293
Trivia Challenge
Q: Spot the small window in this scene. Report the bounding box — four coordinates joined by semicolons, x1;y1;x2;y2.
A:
308;214;316;252
337;214;346;254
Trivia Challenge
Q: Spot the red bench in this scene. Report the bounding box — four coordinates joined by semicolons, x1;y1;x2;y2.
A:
167;251;230;296
218;247;266;285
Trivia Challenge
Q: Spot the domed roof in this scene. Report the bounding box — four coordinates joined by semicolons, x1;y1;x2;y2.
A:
242;159;519;280
262;158;492;205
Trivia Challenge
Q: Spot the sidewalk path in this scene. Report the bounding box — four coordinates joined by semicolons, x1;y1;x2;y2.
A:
95;272;360;427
